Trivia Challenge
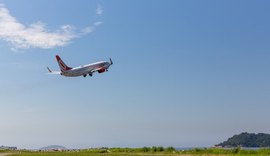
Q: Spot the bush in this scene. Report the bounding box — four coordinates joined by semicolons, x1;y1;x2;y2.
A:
157;146;164;152
166;146;175;152
142;147;150;152
232;147;241;154
151;146;157;152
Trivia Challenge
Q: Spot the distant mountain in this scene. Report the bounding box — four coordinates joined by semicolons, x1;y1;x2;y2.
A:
217;132;270;147
40;145;66;150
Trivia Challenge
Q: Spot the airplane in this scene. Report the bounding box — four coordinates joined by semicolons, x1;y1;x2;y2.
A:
47;55;113;77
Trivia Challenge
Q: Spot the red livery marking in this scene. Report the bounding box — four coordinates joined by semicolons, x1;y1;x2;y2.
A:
55;55;72;72
98;68;106;73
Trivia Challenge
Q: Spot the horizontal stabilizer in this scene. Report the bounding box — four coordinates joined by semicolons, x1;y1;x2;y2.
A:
47;67;52;72
46;67;61;75
47;71;61;74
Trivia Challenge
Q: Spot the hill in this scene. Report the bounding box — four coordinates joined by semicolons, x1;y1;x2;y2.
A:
217;132;270;147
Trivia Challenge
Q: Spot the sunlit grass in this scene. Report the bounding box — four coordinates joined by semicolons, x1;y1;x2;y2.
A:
8;147;270;156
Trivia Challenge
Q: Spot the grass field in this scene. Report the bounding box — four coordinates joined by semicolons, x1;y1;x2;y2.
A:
2;148;270;156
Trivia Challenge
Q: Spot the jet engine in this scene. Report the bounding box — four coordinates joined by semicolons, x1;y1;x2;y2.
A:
98;68;106;73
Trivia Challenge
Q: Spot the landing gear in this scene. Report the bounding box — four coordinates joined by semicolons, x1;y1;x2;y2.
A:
83;75;87;77
89;73;92;77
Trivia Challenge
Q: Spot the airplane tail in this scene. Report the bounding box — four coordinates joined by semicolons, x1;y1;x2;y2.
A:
56;55;72;72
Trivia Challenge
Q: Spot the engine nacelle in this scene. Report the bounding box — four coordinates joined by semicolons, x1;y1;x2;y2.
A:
98;68;106;73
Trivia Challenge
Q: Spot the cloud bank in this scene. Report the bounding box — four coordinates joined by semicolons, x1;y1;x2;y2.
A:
0;4;102;50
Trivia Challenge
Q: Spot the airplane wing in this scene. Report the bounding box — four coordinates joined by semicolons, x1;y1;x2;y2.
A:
90;67;105;73
47;67;61;75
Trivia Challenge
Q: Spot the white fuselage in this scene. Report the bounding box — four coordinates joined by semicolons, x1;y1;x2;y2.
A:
61;61;111;77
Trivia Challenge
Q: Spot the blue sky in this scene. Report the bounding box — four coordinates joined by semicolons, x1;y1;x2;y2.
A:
0;0;270;149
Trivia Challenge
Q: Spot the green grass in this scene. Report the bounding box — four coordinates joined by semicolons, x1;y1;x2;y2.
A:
0;149;14;153
8;148;270;156
179;147;270;155
11;152;178;156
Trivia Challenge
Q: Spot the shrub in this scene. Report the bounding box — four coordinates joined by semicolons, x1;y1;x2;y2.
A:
142;147;150;152
166;146;175;152
232;147;241;154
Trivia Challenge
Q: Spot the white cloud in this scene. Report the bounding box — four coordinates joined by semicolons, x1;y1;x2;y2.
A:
81;21;103;34
94;21;103;26
96;4;103;16
0;4;102;50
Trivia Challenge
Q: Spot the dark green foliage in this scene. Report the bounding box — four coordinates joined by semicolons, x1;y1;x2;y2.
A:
179;147;270;155
151;146;157;152
217;132;270;147
194;148;203;153
232;147;240;154
165;146;175;152
156;146;164;152
150;146;164;152
141;147;150;152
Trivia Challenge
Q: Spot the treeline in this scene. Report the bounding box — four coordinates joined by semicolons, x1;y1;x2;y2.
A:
180;148;270;155
34;146;270;155
63;147;270;155
82;146;176;153
82;147;270;154
8;147;270;155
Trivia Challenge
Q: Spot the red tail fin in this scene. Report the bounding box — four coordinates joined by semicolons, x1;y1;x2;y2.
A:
56;55;72;72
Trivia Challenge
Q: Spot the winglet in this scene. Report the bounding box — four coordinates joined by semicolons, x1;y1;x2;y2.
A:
110;58;113;65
